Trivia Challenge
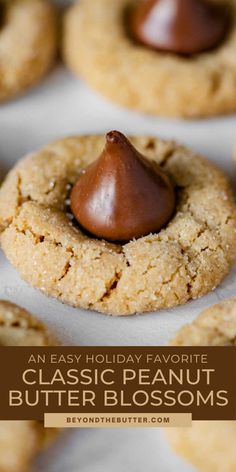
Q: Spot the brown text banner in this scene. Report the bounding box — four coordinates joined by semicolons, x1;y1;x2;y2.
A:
0;347;235;421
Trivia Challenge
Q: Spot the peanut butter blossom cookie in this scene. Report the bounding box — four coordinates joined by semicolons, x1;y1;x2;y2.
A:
0;0;57;101
167;296;236;472
63;0;236;117
0;300;56;472
0;132;236;316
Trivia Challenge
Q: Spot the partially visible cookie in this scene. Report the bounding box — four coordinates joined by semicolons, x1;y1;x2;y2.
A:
63;0;236;118
0;299;52;345
0;0;57;101
167;297;236;472
0;300;56;472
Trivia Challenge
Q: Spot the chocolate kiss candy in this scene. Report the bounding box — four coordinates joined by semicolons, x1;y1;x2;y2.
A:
129;0;229;55
70;131;175;242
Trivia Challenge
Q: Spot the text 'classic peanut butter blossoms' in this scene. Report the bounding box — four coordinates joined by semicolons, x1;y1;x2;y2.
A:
64;0;236;117
0;133;236;316
70;131;175;242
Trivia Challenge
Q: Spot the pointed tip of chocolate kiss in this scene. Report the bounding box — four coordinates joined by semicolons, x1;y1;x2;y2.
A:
106;130;124;143
105;131;138;160
129;0;230;55
70;132;175;242
106;130;131;148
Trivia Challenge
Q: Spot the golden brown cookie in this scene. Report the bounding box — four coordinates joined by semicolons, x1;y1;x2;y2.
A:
167;296;236;472
0;135;236;316
0;300;56;472
0;299;54;346
63;0;236;118
0;0;57;101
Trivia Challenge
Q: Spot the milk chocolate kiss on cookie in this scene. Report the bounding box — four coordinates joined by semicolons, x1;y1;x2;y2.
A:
129;0;229;55
70;131;175;242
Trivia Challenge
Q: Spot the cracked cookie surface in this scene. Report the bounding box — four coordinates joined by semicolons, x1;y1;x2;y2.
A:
63;0;236;118
167;296;236;472
0;300;56;472
0;0;57;101
0;135;236;316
